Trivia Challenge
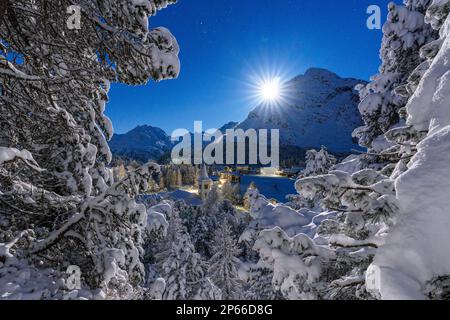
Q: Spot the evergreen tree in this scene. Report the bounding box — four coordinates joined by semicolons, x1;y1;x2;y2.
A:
354;0;437;150
221;181;240;204
202;184;221;214
302;146;337;177
153;205;185;272
246;267;284;300
366;0;450;299
243;182;258;210
208;223;244;300
161;231;219;300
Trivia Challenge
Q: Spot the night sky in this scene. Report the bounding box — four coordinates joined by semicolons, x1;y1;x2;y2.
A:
106;0;393;135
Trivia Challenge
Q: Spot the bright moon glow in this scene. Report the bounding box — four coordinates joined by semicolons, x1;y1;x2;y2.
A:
260;78;281;102
247;70;289;107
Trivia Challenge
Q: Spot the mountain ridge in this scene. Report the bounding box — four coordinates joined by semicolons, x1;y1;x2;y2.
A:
109;68;365;163
109;125;173;163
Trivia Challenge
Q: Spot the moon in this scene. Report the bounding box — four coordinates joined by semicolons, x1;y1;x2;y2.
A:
259;77;281;103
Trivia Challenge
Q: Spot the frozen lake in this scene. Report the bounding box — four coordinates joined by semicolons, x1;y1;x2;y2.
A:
240;175;297;203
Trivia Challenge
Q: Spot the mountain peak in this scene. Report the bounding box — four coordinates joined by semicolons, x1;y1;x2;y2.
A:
237;68;365;152
304;68;340;79
134;124;158;131
110;125;172;163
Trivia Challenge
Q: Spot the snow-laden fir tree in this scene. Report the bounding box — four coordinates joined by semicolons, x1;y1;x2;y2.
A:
221;181;240;204
188;186;224;258
245;267;283;300
208;223;244;300
202;184;221;214
354;0;437;151
0;0;179;298
366;0;450;299
148;202;221;300
152;202;185;271
161;229;221;300
301;146;337;177
243;182;258;210
191;189;242;259
285;147;336;211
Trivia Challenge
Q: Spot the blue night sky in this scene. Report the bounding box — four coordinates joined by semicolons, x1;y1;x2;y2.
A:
106;0;393;135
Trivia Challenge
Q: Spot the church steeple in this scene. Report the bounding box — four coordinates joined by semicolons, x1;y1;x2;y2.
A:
198;164;212;200
199;164;210;181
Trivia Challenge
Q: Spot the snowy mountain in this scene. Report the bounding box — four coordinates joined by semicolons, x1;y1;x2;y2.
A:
219;121;239;132
237;68;366;152
109;125;173;163
109;69;364;164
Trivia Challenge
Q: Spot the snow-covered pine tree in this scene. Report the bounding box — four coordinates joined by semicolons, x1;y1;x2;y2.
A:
0;0;179;298
202;184;221;213
186;186;222;258
243;182;258;210
215;199;242;234
148;202;221;300
176;200;202;233
366;0;450;299
190;215;212;257
221;181;240;204
152;203;185;270
161;230;220;300
208;223;244;300
245;267;283;300
354;0;437;152
302;146;337;177
190;189;242;259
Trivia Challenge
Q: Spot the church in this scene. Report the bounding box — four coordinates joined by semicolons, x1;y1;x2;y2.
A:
197;164;213;200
